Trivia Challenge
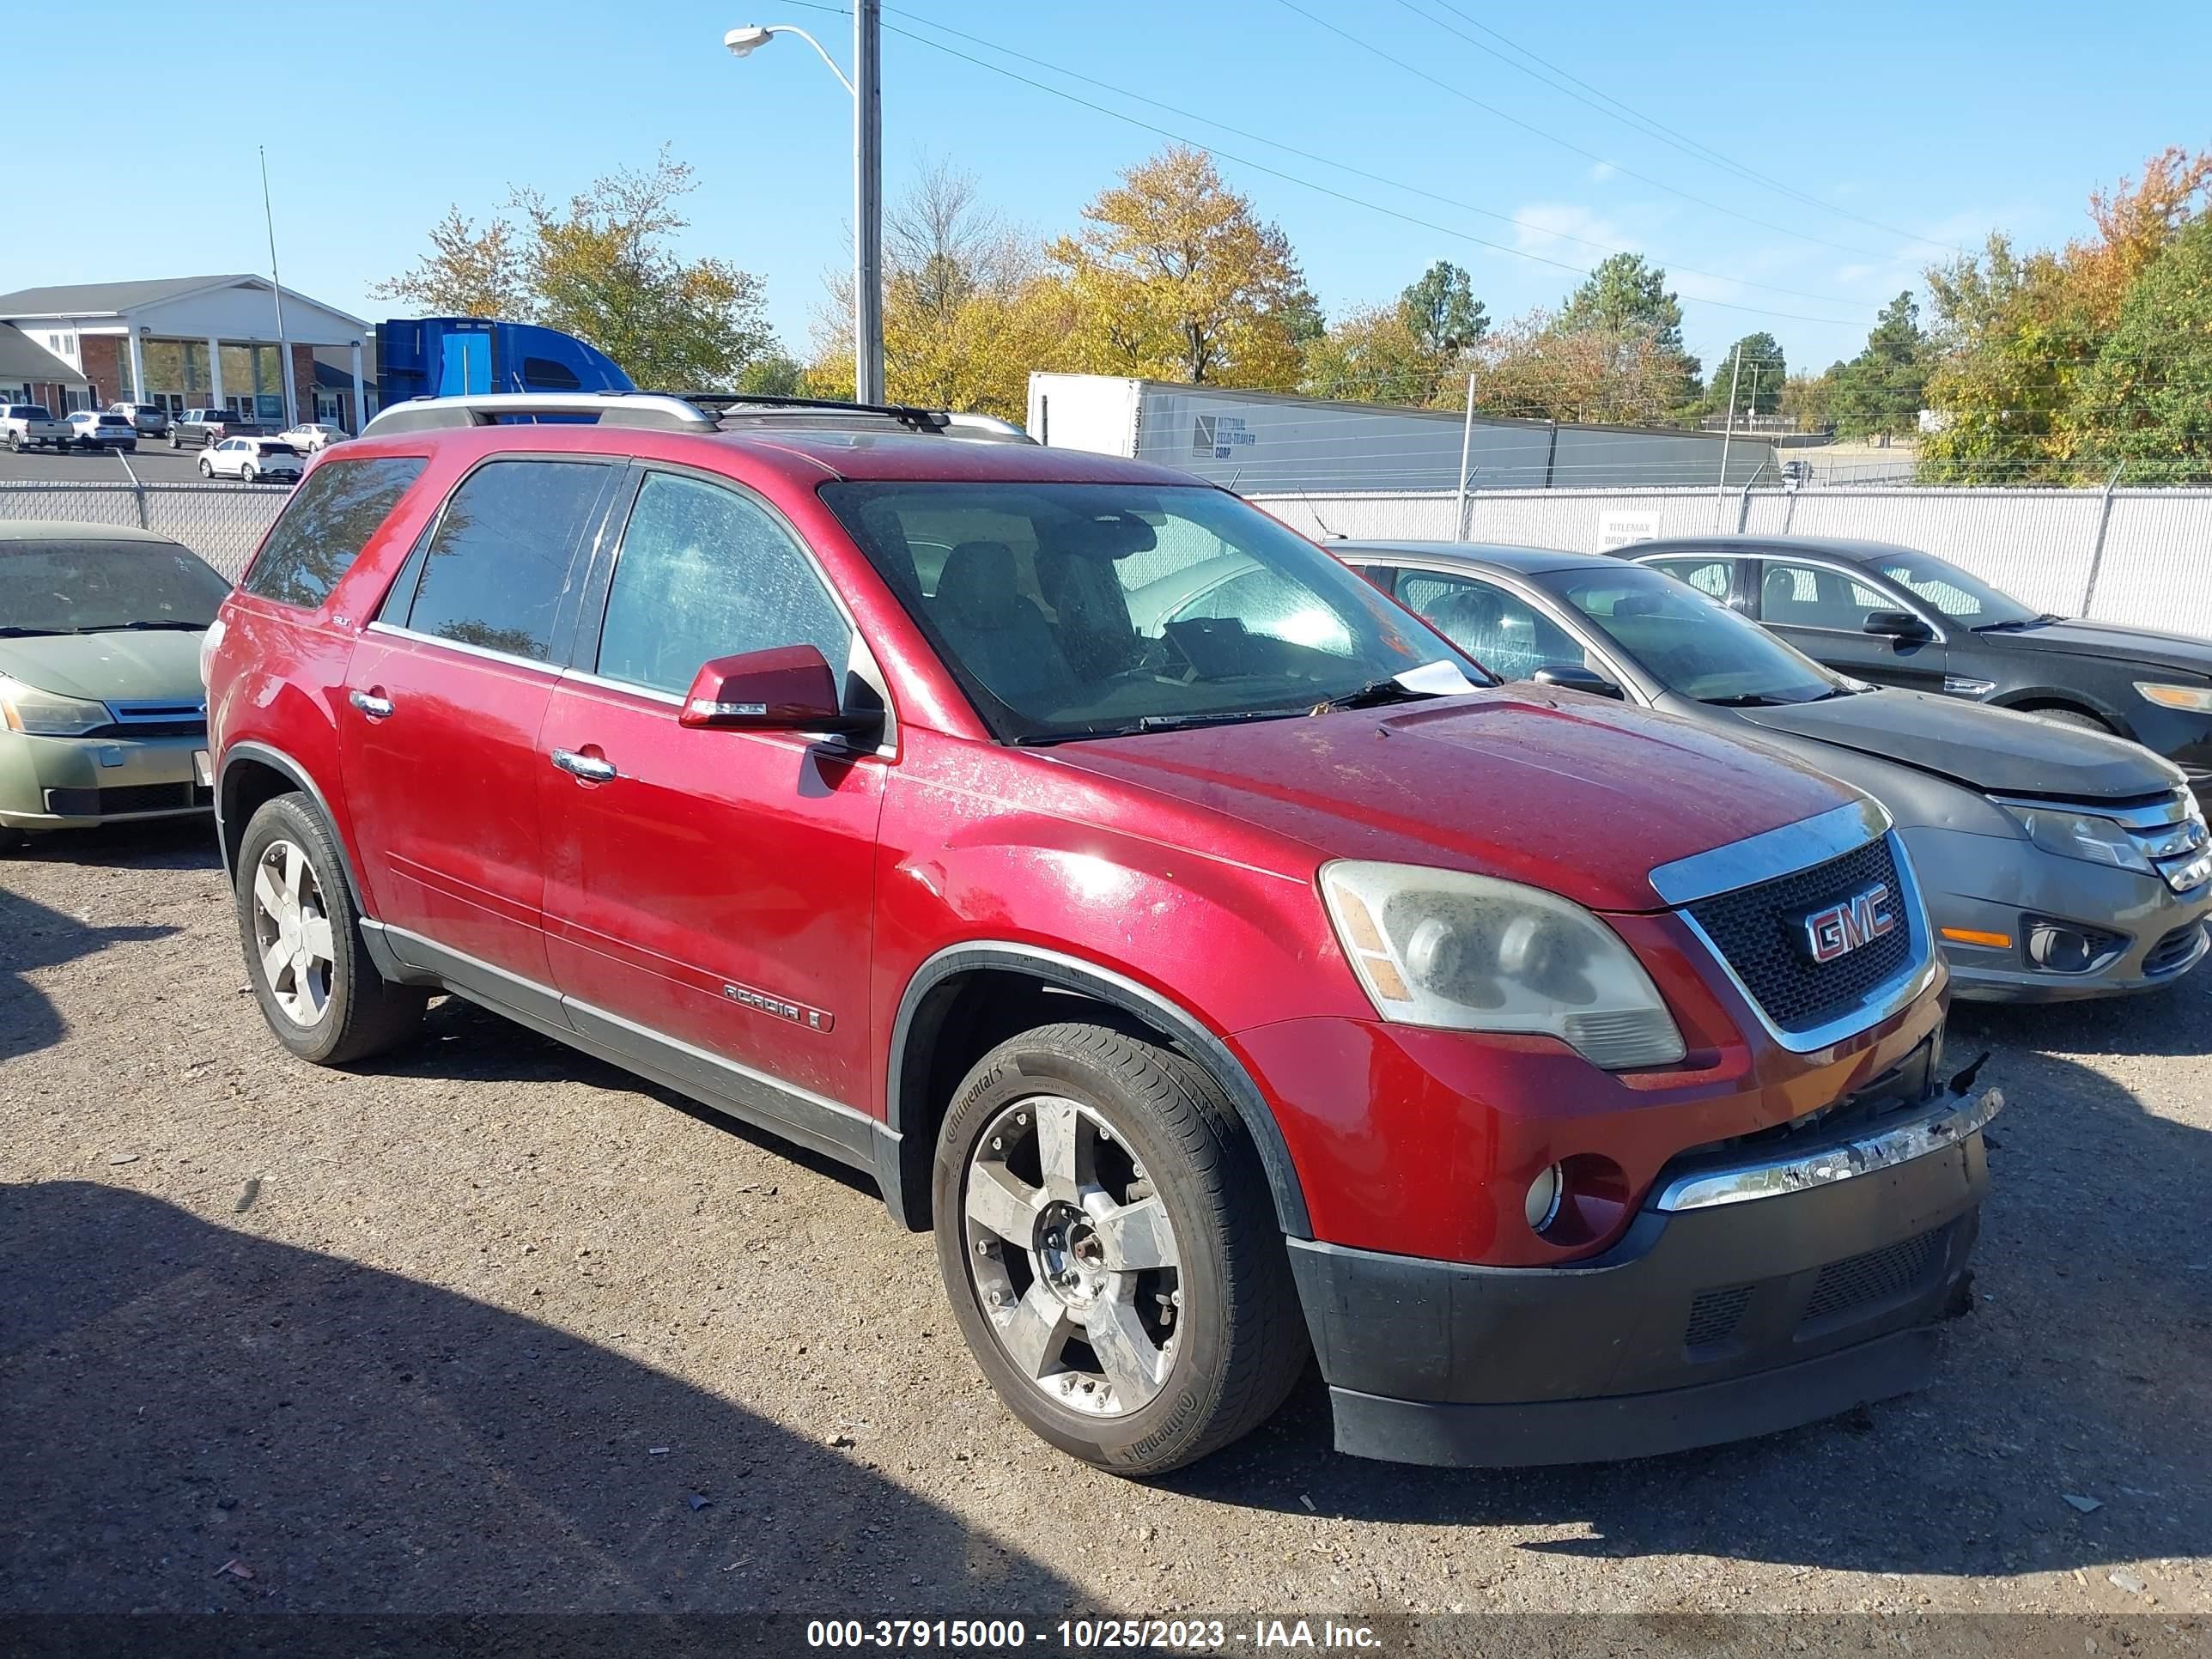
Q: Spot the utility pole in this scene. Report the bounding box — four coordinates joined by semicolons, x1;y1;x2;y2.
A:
853;0;884;404
1715;341;1744;529
259;147;296;430
1455;372;1476;537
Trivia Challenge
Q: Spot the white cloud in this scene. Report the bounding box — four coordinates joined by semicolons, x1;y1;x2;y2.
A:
1510;202;1636;258
1589;161;1618;185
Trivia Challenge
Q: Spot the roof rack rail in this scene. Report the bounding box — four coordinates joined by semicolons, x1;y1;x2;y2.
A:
359;388;1034;444
361;392;714;437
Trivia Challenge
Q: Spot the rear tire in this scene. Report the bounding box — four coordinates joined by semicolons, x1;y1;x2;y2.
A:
234;793;425;1066
932;1021;1307;1477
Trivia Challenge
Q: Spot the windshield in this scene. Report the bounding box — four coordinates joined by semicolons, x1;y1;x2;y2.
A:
11;406;53;422
822;482;1488;742
1544;565;1844;705
1865;548;2041;628
0;539;232;634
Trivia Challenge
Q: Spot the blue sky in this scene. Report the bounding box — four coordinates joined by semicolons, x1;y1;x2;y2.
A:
13;1;2208;380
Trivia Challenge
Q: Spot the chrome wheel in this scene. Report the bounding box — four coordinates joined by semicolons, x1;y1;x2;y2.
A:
963;1095;1183;1418
250;838;336;1026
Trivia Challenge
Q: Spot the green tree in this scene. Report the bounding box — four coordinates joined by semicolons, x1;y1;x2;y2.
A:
2072;217;2212;480
1830;292;1928;441
1778;369;1836;431
369;206;532;319
1555;252;1701;411
1709;331;1786;417
1398;260;1487;354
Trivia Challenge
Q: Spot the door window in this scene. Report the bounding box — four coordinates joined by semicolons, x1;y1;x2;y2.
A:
1754;561;1893;631
398;459;606;662
1644;556;1735;601
1395;572;1583;680
245;456;426;609
596;471;852;698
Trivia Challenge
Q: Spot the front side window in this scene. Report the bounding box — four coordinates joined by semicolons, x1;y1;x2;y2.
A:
244;455;426;610
1646;556;1734;600
1755;561;1893;631
400;459;605;662
1395;572;1584;681
1550;566;1839;706
822;482;1482;742
0;538;231;635
1868;549;2039;628
597;471;851;697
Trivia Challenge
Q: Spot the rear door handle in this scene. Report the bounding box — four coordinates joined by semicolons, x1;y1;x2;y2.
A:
550;747;617;783
348;689;394;720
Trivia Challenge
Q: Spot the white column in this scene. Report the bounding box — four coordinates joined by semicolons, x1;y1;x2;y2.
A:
127;331;147;405
349;342;366;434
207;337;224;410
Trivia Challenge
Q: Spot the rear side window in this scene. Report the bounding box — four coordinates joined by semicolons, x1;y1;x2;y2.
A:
597;471;850;696
400;459;606;662
243;456;427;610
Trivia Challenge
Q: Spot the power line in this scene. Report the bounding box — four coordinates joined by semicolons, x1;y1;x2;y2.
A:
1395;0;1968;257
877;8;1879;314
1269;0;1903;264
846;9;1868;327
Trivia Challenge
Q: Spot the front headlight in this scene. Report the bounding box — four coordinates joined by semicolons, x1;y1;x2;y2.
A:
2135;681;2212;713
2002;803;2156;876
1321;860;1686;1070
0;675;111;737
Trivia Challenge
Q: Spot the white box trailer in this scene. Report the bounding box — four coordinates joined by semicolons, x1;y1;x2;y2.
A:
1026;373;1777;495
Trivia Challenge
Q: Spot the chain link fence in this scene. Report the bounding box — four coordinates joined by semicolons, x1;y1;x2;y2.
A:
0;481;289;582
1250;484;2212;637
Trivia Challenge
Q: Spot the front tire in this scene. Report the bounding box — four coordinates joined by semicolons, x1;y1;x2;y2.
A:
234;793;425;1066
933;1022;1306;1476
199;459;214;478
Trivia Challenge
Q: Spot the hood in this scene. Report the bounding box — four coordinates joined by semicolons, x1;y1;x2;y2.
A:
1980;617;2212;674
1731;687;2182;800
0;629;207;705
1043;688;1855;914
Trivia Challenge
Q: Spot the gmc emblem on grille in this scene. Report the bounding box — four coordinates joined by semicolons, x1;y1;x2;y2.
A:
1795;883;1897;964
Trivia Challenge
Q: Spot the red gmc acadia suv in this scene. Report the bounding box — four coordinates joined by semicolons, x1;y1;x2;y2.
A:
201;392;2002;1475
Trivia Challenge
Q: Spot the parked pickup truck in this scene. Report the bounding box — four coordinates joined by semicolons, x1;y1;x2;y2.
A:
1;404;72;453
168;409;259;449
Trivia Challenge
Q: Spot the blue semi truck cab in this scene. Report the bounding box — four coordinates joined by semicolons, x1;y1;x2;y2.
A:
378;318;635;404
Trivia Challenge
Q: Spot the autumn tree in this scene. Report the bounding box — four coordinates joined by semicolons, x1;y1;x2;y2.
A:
1300;306;1445;405
1552;252;1701;413
370;207;532;319
1472;308;1697;425
1778;370;1836;432
2072;216;2212;481
810;161;1066;419
373;149;778;390
1050;146;1307;388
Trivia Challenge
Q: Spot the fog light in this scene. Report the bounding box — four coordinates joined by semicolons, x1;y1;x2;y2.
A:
2025;917;2124;975
1524;1164;1563;1232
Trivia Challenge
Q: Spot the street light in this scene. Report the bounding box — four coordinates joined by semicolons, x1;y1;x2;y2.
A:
724;7;883;404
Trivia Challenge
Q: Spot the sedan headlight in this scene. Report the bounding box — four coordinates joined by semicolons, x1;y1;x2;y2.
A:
1321;860;1686;1070
2135;682;2212;713
0;675;110;737
2002;803;2156;876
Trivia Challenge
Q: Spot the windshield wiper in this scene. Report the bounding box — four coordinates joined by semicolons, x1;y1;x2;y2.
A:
1974;612;2064;633
94;620;206;632
1309;677;1435;714
0;625;82;637
1700;693;1792;707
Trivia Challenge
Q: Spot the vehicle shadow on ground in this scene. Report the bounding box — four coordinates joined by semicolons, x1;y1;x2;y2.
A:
382;996;885;1204
1955;973;2212;1061
1170;1039;2211;1583
0;1180;1078;1615
9;817;223;875
0;887;178;1062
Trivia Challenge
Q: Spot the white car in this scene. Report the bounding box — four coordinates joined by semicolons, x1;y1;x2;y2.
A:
276;422;347;453
67;410;140;452
199;436;304;484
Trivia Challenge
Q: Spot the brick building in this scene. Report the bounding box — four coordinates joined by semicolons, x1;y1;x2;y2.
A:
0;276;372;432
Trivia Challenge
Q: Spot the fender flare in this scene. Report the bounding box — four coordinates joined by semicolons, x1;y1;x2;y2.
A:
216;740;370;915
886;941;1312;1239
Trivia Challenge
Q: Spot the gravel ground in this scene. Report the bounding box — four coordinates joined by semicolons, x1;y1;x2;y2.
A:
3;820;2209;1630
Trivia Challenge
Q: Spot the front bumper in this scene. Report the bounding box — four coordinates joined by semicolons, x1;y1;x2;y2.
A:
1900;823;2212;1000
0;730;212;830
1291;1086;1997;1467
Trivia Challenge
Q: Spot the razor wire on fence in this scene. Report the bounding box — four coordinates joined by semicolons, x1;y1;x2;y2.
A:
1248;483;2212;639
0;481;289;583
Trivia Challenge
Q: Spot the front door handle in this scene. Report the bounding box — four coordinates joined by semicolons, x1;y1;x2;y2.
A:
348;689;394;720
550;747;617;783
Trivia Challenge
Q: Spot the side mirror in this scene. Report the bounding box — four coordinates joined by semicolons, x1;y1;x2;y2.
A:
1863;609;1933;641
679;644;878;736
1532;663;1625;700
